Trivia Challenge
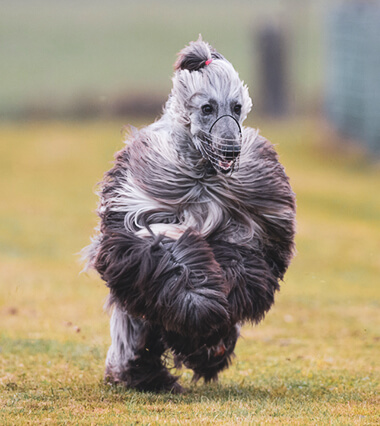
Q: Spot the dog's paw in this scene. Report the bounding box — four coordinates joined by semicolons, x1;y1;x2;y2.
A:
105;363;183;394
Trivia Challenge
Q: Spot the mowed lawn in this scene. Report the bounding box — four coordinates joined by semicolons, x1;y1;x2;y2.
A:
0;118;379;424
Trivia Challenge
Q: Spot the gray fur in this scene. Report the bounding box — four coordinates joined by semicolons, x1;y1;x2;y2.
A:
105;306;144;381
84;38;296;392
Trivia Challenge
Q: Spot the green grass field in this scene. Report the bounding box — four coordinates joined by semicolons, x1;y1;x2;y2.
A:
0;118;379;424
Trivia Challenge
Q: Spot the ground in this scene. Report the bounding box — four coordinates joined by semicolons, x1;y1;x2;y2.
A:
0;118;379;424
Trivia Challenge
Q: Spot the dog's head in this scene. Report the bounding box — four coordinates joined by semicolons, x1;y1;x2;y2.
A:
170;37;252;174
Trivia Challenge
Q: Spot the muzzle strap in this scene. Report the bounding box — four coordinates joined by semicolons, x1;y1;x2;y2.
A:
208;114;242;135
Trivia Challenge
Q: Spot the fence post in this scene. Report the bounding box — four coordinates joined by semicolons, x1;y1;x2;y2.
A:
257;23;288;117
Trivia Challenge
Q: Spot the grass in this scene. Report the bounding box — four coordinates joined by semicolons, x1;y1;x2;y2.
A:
0;117;379;424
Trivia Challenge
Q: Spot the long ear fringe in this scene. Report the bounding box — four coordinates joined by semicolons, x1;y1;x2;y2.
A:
174;37;222;72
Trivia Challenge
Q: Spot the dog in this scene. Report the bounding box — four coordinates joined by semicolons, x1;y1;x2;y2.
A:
84;37;296;393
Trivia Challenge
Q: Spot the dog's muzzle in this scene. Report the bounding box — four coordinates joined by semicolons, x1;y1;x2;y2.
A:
198;115;242;174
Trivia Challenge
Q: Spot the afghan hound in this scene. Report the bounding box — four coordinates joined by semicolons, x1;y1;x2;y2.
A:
84;38;296;393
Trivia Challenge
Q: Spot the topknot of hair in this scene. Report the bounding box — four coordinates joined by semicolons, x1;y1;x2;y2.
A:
174;37;224;72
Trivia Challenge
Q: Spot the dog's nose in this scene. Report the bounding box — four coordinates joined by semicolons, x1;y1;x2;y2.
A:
223;145;241;160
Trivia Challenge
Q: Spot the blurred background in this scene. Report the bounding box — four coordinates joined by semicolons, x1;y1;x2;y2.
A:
1;0;380;153
1;1;379;422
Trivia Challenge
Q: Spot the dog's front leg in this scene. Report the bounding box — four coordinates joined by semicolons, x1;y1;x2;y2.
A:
209;239;280;325
105;305;183;393
95;228;230;341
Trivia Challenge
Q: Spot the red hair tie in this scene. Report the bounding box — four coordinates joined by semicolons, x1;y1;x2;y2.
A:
205;59;213;66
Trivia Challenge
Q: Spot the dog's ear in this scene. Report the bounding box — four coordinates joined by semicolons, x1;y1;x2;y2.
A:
174;38;223;72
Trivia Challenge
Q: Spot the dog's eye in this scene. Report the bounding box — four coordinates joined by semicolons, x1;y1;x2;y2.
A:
202;104;213;115
234;104;242;115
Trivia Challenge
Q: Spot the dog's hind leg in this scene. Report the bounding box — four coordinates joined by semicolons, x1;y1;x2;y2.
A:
175;324;240;383
105;305;183;393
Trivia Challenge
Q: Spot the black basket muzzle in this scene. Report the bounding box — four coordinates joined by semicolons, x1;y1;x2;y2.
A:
198;114;242;174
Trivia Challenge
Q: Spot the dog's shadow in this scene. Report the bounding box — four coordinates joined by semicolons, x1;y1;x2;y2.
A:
111;375;336;405
108;380;300;405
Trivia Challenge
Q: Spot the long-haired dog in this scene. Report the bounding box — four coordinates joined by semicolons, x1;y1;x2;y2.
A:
84;38;296;393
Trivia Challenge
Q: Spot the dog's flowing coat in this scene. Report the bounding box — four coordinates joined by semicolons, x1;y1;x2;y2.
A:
85;39;296;393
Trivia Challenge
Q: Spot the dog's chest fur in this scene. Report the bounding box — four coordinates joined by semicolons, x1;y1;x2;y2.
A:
129;141;256;242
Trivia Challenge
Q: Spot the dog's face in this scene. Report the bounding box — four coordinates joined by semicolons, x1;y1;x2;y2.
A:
187;89;244;173
171;39;252;174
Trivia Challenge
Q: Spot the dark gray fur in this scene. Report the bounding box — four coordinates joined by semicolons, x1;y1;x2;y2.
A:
84;38;296;393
